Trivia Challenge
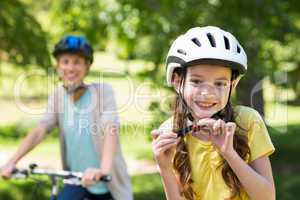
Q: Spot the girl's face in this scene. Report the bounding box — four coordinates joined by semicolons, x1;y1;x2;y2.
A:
178;64;232;120
56;53;90;87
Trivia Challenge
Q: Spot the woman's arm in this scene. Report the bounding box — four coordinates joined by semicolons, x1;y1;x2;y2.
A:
6;123;48;164
0;123;48;178
82;123;118;186
224;152;275;200
100;123;118;174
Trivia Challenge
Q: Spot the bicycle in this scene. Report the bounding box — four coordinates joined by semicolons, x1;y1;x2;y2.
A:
11;163;112;200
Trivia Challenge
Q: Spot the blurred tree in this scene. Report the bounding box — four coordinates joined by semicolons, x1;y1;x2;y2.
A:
7;0;298;112
112;0;204;80
210;0;300;112
49;0;114;51
264;37;300;105
0;0;51;70
112;0;300;115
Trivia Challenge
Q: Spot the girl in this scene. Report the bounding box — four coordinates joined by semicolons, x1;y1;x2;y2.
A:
0;35;133;200
152;26;275;200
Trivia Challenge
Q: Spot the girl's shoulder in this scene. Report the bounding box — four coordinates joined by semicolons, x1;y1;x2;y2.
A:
233;105;265;129
233;105;262;118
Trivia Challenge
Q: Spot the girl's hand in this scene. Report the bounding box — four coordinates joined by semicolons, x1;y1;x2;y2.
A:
191;118;217;139
192;118;237;158
210;119;236;157
152;129;179;170
81;168;103;187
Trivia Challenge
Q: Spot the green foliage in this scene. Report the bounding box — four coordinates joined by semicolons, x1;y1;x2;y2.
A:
112;0;300;112
113;0;205;63
2;0;299;104
0;0;51;69
113;0;299;70
0;124;27;139
0;124;58;139
263;38;300;102
50;0;115;51
145;100;171;138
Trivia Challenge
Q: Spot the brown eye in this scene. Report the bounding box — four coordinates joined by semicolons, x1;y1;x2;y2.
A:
62;59;69;64
190;79;203;84
215;81;227;87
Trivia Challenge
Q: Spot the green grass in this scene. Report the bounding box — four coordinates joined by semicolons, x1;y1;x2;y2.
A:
0;138;60;157
0;179;50;200
120;123;153;161
269;124;300;200
132;173;165;200
265;103;300;126
269;125;300;166
274;173;300;200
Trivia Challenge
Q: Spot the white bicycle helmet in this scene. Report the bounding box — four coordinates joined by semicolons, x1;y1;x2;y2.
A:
166;26;247;86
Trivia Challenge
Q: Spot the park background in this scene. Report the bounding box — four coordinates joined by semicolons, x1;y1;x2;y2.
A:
0;0;299;199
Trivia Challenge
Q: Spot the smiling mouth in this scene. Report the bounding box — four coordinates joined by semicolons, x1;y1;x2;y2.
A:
195;102;217;108
66;74;77;80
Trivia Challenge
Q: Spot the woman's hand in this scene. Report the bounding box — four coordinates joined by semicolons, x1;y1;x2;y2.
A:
0;162;16;179
192;118;237;158
152;129;179;170
81;168;103;187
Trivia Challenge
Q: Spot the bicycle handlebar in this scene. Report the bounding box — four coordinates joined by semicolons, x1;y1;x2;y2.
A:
11;168;29;179
11;163;112;185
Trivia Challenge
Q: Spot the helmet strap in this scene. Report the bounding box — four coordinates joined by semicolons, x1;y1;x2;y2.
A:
212;82;234;122
63;82;87;102
63;82;83;93
177;90;195;122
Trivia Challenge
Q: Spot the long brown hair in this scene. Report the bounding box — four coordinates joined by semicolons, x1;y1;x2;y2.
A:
172;67;250;199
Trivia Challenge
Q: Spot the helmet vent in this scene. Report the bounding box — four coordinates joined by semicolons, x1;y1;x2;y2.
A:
224;36;230;50
191;38;201;47
206;33;216;47
177;49;187;55
237;45;241;53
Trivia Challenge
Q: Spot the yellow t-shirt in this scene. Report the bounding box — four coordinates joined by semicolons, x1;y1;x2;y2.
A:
158;105;275;200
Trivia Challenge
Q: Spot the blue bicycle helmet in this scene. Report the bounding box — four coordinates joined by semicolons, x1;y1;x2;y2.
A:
53;35;94;64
